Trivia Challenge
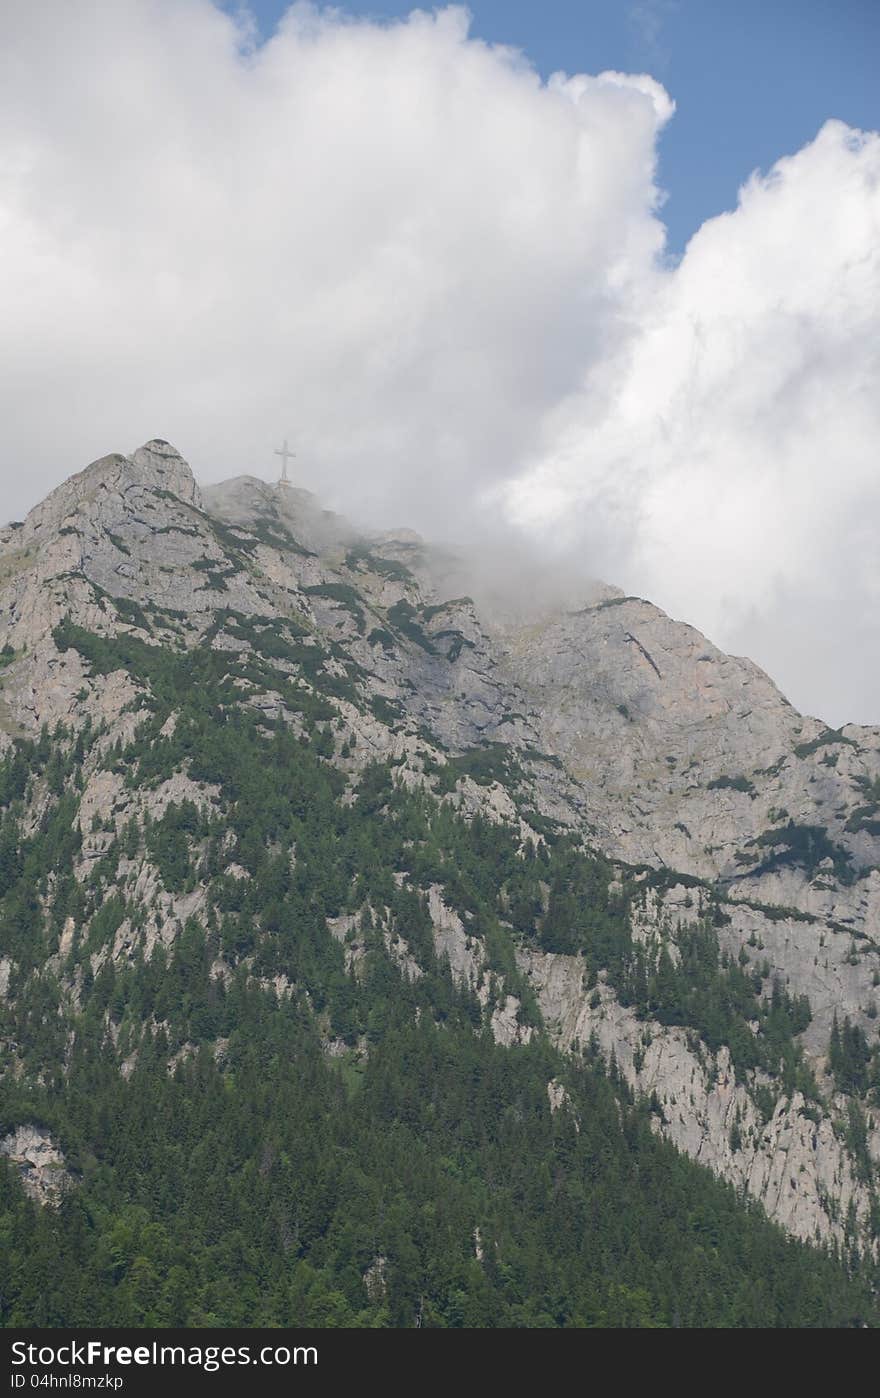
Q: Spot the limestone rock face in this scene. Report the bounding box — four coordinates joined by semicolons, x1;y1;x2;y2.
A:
492;596;880;883
1;439;878;1254
521;949;877;1252
0;1125;74;1206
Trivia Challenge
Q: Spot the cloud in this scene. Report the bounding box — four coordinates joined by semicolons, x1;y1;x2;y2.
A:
0;3;877;724
0;0;669;522
503;119;880;724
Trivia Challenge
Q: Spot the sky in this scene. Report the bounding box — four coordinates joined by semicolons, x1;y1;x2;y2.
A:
243;0;880;253
0;1;878;727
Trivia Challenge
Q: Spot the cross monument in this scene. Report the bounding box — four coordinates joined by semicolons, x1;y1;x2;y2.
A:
274;439;295;488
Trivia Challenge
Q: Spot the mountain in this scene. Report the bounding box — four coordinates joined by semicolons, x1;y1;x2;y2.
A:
0;440;877;1327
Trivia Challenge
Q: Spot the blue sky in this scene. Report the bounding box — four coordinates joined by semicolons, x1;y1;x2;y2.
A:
241;0;879;252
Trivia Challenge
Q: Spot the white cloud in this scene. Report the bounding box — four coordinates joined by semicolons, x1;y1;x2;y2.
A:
0;3;877;724
0;0;668;518
504;119;880;724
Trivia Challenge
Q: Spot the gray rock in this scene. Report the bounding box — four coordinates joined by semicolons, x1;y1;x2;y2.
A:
0;1125;74;1207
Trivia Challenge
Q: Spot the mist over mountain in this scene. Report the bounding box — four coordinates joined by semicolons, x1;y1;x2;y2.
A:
2;3;879;726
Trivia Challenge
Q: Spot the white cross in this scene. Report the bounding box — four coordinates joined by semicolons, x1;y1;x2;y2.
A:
274;438;295;484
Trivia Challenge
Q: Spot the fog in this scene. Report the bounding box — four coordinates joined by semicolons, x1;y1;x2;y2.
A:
1;3;878;725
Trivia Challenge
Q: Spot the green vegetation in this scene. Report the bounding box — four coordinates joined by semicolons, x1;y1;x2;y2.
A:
432;630;474;662
584;595;643;611
104;531;131;557
619;931;815;1090
425;743;524;795
419;600;473;622
367;628;396;652
112;595;152;631
345;545;414;583
191;557;240;592
204;514;259;559
246;516;314;557
746;821;854;884
4;1000;875;1327
724;897;816;925
846;776;880;835
0;621;877;1327
386;600;437;654
794;729;858;760
302;583;367;634
829;1015;880;1101
708;775;756;796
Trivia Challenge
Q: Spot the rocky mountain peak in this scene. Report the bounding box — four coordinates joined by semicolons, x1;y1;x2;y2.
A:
6;439;200;545
129;439;202;507
0;441;878;1266
203;474;356;555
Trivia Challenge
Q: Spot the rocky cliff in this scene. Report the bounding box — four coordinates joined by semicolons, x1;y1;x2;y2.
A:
0;441;877;1257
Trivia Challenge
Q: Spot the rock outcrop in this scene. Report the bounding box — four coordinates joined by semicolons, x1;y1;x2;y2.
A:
0;1126;74;1206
